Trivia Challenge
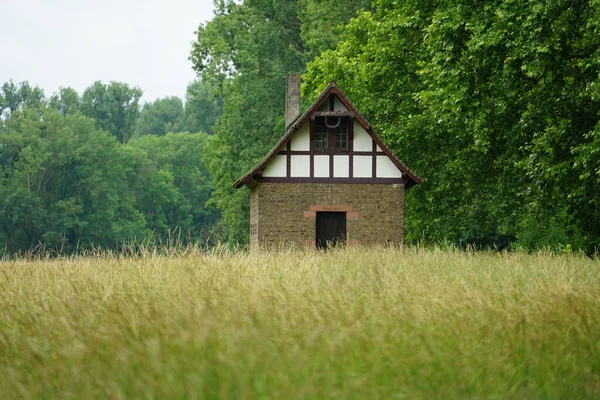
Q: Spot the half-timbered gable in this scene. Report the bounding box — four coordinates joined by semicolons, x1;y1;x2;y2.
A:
234;76;422;249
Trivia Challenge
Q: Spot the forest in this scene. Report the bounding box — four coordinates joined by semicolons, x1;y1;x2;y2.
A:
2;0;600;255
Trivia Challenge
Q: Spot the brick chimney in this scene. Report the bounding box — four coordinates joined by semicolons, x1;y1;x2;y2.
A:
285;74;301;129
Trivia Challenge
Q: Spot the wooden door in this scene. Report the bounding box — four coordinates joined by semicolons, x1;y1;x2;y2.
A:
316;212;346;249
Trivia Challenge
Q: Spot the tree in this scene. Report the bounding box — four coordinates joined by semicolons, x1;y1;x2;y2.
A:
48;87;80;117
0;81;45;119
190;0;370;242
134;97;184;137
126;132;221;243
191;0;306;241
0;108;146;253
304;0;600;251
181;80;222;135
298;0;372;59
80;81;142;143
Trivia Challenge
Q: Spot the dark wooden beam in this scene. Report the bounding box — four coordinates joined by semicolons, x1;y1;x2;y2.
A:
259;177;405;184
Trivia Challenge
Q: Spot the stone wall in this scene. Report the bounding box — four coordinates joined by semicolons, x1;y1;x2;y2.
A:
249;187;259;248
250;183;405;249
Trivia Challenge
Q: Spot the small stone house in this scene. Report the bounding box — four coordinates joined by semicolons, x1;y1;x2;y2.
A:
233;76;422;249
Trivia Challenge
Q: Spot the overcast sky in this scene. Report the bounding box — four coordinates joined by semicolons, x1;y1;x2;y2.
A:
0;0;215;103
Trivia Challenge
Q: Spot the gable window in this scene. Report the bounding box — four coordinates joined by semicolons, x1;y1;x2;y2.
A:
312;116;352;152
315;117;328;150
335;123;348;150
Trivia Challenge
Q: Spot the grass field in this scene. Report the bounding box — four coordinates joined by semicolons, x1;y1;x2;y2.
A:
1;247;599;399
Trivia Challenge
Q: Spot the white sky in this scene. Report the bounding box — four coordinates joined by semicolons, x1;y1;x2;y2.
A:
0;0;215;103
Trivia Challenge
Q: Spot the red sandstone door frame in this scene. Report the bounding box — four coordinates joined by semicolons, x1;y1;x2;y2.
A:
304;204;359;247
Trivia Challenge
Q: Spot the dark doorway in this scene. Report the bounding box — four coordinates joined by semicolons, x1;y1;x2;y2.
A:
316;212;347;249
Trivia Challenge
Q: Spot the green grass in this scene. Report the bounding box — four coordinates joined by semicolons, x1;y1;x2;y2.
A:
1;247;599;399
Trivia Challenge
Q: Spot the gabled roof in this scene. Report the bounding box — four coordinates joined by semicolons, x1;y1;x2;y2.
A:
233;82;422;189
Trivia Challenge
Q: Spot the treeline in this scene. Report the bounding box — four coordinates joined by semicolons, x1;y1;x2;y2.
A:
0;80;223;255
3;0;600;254
193;0;600;253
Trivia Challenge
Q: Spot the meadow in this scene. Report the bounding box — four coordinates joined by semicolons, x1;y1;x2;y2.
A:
0;247;599;399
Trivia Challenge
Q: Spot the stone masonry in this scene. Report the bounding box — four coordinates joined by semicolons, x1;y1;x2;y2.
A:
249;182;405;249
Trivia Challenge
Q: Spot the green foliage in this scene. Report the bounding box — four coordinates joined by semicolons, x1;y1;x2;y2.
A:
0;81;45;117
516;205;586;252
126;132;221;243
191;0;305;82
48;87;80;117
0;109;146;252
182;80;223;135
133;83;223;138
304;0;600;252
192;0;306;242
134;97;185;137
80;81;143;143
298;0;372;59
0;88;221;254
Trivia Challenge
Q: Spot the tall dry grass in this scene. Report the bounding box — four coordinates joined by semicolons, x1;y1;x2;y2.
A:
0;247;599;399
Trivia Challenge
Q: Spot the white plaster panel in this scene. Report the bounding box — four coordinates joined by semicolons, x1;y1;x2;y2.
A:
334;155;349;178
333;95;348;111
314;155;329;178
376;156;402;178
376;144;383;152
291;124;310;151
353;122;373;151
353;156;372;178
290;155;310;177
262;155;287;177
